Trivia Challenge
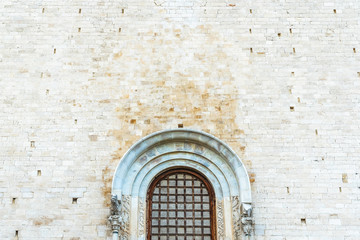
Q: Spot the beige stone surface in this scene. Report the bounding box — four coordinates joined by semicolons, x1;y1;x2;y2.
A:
0;0;359;239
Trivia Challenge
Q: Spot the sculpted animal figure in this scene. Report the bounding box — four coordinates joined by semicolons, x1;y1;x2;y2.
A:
110;195;121;216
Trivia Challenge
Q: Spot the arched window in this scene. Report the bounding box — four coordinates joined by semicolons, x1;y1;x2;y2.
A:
109;129;253;239
147;168;216;240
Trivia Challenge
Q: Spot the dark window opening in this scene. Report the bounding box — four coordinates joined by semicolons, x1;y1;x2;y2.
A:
147;168;216;240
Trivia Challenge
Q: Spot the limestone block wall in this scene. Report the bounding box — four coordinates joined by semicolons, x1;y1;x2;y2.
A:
0;0;359;239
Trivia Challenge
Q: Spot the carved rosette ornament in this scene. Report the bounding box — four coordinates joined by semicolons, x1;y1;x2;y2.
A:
241;203;253;236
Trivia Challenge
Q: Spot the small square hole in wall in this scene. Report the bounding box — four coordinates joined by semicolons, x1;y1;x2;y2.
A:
119;28;122;32
249;28;252;34
333;9;336;14
79;8;82;14
297;97;300;103
178;124;183;128
30;141;35;148
15;230;19;237
290;106;295;111
78;28;81;32
286;187;290;193
37;170;41;176
293;48;296;53
72;198;78;204
54;48;56;54
301;218;306;224
339;187;342;192
289;28;292;34
74;119;78;124
353;48;356;53
250;48;253;53
278;33;281;37
122;9;125;14
12;198;16;204
249;9;252;14
315;129;318;135
42;8;45;13
291;72;295;76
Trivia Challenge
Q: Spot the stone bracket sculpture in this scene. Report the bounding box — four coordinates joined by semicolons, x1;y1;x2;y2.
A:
109;195;124;233
109;194;130;240
241;203;253;236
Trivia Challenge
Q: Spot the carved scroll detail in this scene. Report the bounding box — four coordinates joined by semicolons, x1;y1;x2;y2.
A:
138;198;145;236
120;195;131;240
232;196;242;239
217;201;224;240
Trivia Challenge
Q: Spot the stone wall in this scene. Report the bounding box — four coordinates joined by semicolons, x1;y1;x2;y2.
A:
0;0;359;239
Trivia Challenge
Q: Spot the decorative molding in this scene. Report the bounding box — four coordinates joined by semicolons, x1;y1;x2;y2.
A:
119;195;130;240
112;129;252;202
217;201;224;240
232;196;242;239
138;198;145;236
241;203;253;236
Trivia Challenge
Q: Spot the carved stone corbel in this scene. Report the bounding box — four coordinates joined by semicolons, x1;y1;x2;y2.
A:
109;194;130;240
241;203;253;236
109;195;123;234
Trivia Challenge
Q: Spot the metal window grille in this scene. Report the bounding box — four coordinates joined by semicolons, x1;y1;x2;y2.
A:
147;169;216;240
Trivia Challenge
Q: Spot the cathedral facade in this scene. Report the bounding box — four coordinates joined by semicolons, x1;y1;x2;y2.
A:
1;0;359;239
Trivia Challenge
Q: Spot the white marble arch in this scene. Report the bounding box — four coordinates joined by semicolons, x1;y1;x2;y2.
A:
110;129;252;240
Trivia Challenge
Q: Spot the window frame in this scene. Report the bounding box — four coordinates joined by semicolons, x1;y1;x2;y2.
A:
146;168;217;240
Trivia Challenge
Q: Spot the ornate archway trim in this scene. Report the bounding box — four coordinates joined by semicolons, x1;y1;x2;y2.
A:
112;129;251;202
110;129;253;239
126;146;239;197
134;158;227;198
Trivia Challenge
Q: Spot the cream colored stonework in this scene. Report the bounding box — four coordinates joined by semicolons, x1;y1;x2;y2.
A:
1;0;360;239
